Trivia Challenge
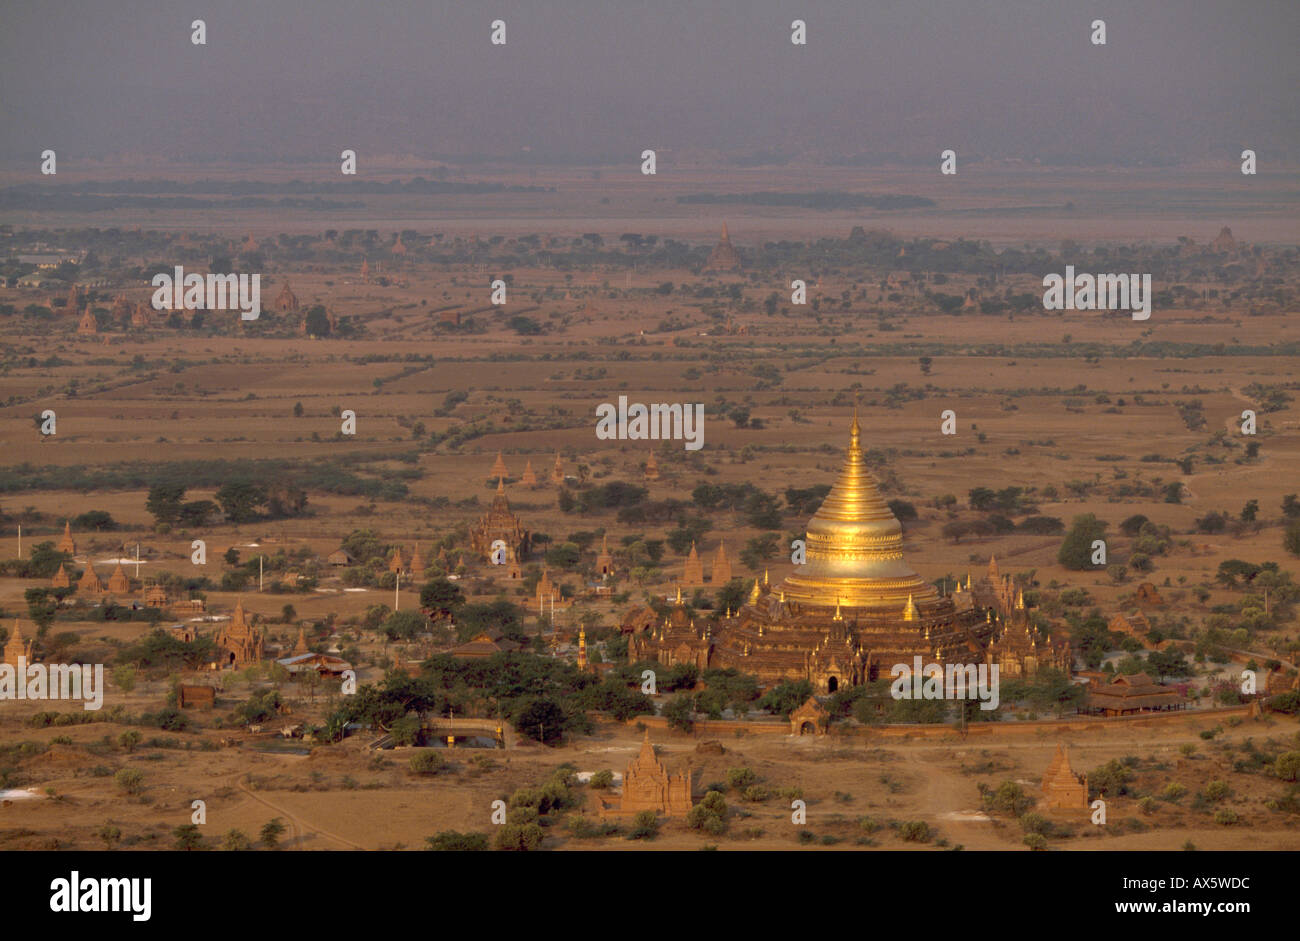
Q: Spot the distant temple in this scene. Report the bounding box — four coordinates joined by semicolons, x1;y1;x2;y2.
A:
490;451;509;480
595;535;614;577
703;223;741;272
629;413;1072;693
76;308;98;336
57;521;76;555
106;561;131;595
1041;743;1089;810
711;540;732;585
78;561;105;595
388;547;410;575
521;459;538;487
470;477;531;565
551;453;565;484
644;451;660;481
3;620;34;668
681;541;705;588
1211;226;1237;253
51;563;71;589
273;281;300;312
597;733;694;819
216;600;265;667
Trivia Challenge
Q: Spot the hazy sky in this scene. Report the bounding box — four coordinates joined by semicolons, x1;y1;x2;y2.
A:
2;0;1296;165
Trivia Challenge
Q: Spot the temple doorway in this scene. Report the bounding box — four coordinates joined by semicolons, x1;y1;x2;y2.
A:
799;722;816;735
827;676;838;693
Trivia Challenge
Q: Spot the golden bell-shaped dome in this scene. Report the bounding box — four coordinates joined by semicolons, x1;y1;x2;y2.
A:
780;412;939;610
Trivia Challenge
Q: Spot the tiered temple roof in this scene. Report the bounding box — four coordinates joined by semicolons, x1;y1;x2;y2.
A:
470;477;531;563
703;223;741;272
3;620;33;667
107;561;131;595
681;541;705;588
78;561;105;594
216;600;265;667
57;521;76;555
1041;743;1088;810
711;540;732;584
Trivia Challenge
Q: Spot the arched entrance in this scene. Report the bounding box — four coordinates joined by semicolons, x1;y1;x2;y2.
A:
799;722;816;735
826;676;839;693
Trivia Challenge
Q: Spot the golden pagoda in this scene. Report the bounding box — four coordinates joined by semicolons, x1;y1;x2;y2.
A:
521;459;538;487
490;452;509;480
627;412;1072;693
780;411;938;611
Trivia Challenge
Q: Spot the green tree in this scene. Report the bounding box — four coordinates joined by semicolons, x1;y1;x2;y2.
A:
221;828;253;851
146;484;186;525
1057;514;1108;570
96;823;123;850
260;818;287;849
663;696;694;732
514;697;564;744
173;823;204;850
215;480;268;523
419;577;464;617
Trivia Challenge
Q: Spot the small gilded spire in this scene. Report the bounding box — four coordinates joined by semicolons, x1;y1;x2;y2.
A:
903;594;918;621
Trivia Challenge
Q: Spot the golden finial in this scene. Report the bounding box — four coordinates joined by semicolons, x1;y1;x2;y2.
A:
1015;589;1025;610
833;598;843;621
748;578;761;604
763;568;769;586
675;585;683;604
903;594;918;621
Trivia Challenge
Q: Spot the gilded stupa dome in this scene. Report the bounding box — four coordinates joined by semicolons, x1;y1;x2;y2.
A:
779;412;940;610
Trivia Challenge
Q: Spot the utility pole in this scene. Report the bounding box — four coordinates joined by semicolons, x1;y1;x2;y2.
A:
259;555;263;592
395;571;400;611
17;525;21;559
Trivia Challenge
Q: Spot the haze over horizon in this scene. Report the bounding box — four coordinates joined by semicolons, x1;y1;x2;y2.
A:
2;0;1297;168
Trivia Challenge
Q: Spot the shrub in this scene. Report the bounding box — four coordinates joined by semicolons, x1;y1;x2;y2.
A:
898;821;932;843
426;830;489;851
726;766;758;791
1202;780;1231;802
114;768;144;795
409;751;445;775
628;810;659;840
589;769;614;789
495;822;544;851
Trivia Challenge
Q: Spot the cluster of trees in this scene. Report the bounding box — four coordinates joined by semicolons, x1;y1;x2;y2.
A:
146;479;308;528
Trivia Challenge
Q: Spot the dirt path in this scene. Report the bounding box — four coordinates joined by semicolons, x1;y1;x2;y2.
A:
230;769;367;850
